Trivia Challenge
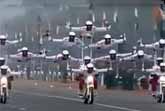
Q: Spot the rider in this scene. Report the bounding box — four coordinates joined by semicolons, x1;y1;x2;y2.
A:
85;21;93;31
0;65;12;90
149;74;159;97
68;31;76;42
149;62;165;97
79;63;97;96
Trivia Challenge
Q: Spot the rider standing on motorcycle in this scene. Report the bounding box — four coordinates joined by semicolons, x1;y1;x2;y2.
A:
79;63;97;96
149;57;164;97
0;65;13;90
79;56;92;94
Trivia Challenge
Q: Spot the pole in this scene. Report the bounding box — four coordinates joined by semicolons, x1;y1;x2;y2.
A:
101;73;104;86
133;60;137;79
81;36;84;60
116;60;119;78
154;48;157;66
163;47;165;62
142;59;144;71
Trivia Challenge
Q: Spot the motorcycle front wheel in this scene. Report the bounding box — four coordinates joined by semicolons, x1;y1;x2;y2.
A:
84;87;94;104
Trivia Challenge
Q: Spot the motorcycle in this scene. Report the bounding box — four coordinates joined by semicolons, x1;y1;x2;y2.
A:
156;75;165;103
0;76;8;104
83;75;95;104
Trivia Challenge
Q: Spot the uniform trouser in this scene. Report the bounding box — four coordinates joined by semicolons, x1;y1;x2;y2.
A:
150;83;158;95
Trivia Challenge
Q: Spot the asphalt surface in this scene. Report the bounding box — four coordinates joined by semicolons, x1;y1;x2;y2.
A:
0;79;164;111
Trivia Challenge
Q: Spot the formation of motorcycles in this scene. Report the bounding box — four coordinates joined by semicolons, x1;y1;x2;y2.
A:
0;10;165;104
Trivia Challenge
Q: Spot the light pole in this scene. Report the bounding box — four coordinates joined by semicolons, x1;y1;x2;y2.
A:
37;15;44;80
134;7;139;42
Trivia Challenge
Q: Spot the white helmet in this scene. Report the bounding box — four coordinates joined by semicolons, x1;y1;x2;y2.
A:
0;35;7;39
87;63;94;73
160;62;165;72
104;34;111;39
160;62;165;67
109;49;116;55
0;57;5;61
86;20;93;25
159;39;165;45
137;50;144;56
87;63;94;69
22;47;28;51
84;56;91;60
69;31;76;36
159;39;165;48
84;56;91;65
62;50;69;55
109;49;117;60
62;50;69;60
0;65;8;70
156;57;163;66
157;57;163;60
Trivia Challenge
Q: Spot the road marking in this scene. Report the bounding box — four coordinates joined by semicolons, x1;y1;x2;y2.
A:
95;103;141;111
4;104;26;111
19;107;26;111
14;90;142;111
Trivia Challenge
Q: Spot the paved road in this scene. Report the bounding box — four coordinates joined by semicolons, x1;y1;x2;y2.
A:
0;79;164;111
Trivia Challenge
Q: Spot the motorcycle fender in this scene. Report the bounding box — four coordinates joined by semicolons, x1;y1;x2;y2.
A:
87;84;94;89
86;86;94;96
